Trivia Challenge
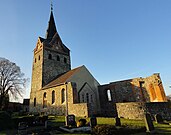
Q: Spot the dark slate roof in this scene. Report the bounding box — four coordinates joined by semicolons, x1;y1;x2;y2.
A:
39;11;70;55
46;11;57;39
39;37;45;43
42;66;83;89
23;99;30;105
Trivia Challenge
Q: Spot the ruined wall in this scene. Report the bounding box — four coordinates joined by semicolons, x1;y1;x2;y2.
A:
116;102;146;120
116;102;171;120
131;73;167;102
98;73;167;117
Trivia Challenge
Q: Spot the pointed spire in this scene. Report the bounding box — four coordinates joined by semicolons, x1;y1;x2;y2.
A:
46;2;57;39
51;0;53;12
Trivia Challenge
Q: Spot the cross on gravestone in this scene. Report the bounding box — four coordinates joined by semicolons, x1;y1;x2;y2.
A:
66;115;76;126
90;117;97;128
155;114;163;124
115;117;121;126
144;113;155;132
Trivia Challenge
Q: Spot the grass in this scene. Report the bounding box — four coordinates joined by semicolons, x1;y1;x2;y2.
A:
0;116;171;134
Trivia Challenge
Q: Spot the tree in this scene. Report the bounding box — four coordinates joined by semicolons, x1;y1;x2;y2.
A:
0;58;27;110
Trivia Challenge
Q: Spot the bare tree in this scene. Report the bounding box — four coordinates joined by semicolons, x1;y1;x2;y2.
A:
0;58;27;110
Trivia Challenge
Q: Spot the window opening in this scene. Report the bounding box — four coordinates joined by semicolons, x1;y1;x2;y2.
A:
48;54;52;59
52;90;55;104
107;89;112;101
61;89;65;103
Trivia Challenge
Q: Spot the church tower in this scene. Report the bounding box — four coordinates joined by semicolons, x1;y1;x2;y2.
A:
30;8;71;94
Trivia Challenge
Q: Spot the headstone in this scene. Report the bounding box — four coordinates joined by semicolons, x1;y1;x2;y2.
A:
144;113;155;132
115;117;121;126
66;115;76;126
90;117;97;128
45;120;52;129
155;114;163;124
18;122;28;135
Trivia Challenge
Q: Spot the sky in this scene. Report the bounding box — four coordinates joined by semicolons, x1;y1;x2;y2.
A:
0;0;171;102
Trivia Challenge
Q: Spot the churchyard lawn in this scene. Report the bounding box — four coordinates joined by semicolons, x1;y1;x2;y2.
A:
0;116;171;134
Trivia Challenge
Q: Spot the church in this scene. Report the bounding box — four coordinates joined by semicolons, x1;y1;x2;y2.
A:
29;7;167;117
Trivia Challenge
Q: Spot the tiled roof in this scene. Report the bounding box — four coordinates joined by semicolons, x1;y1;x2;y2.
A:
42;66;83;89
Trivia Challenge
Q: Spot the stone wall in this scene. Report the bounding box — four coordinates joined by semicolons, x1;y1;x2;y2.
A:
68;103;89;117
116;102;171;120
145;102;171;120
116;102;146;120
98;74;168;117
30;82;90;117
68;66;101;115
43;47;71;86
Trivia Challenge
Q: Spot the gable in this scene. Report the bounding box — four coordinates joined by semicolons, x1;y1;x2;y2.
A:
34;37;44;53
67;65;100;92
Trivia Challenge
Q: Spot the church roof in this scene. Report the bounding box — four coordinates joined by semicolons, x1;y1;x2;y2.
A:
42;66;83;89
46;11;57;39
38;10;70;55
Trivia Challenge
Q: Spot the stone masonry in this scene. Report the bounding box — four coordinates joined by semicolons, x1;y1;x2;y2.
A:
98;73;167;117
116;102;171;120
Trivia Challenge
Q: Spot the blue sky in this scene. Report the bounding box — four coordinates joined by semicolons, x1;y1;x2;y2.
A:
0;0;171;101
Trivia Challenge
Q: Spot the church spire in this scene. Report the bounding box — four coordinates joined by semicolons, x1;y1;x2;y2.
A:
46;2;57;39
51;0;53;12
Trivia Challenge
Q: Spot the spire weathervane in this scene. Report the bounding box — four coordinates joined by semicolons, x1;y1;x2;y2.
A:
51;0;53;12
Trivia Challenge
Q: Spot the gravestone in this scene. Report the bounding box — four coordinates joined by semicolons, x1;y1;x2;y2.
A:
18;122;28;135
115;117;121;126
155;114;163;124
144;113;154;132
90;117;97;128
45;120;52;129
66;115;76;126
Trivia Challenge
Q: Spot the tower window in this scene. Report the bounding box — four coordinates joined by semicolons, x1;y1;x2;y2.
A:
107;89;112;101
34;98;36;107
82;94;84;102
57;55;60;61
35;58;36;63
52;90;55;104
86;93;89;103
48;54;52;59
61;89;65;103
91;95;93;103
38;55;40;60
64;57;67;63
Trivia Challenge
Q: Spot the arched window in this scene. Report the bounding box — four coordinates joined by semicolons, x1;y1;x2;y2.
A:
64;57;67;63
107;89;112;101
86;93;89;103
43;92;47;108
91;95;93;103
38;55;40;60
35;58;36;63
44;92;47;98
48;54;52;59
61;89;65;103
34;98;36;107
82;94;84;102
52;90;55;104
57;55;60;61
